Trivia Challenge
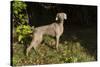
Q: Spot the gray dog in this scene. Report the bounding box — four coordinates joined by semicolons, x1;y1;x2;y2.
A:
26;12;67;56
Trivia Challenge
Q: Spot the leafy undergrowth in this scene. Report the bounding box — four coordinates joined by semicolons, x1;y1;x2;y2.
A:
12;36;96;66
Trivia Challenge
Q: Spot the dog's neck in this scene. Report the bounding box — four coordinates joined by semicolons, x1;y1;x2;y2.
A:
57;20;64;25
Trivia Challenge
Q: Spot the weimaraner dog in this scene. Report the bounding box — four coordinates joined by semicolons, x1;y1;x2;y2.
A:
26;12;67;56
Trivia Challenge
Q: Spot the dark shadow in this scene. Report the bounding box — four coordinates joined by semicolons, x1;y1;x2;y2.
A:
60;25;97;60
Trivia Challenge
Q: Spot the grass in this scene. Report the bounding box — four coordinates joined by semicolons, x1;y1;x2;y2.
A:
12;37;96;66
12;26;97;66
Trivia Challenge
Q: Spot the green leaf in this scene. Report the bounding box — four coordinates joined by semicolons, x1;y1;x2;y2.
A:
14;10;18;14
18;35;23;42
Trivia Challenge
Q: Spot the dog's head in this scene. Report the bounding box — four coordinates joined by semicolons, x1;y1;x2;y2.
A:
56;13;67;21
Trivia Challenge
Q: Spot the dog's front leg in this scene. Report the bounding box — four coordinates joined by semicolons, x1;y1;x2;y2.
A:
56;35;60;51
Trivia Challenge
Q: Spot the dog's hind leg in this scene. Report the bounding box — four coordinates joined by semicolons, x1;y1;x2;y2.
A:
26;33;43;56
26;40;36;56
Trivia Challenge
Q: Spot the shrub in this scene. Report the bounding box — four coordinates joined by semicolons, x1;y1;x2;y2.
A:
16;25;33;43
12;0;33;44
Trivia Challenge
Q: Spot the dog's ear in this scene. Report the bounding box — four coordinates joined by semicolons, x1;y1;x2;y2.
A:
64;13;67;20
55;14;58;21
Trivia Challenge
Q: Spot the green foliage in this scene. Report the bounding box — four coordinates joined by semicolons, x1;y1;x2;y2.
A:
12;0;32;44
12;0;28;25
12;39;96;66
64;56;78;63
16;25;33;43
13;0;27;15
